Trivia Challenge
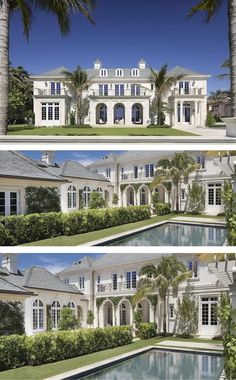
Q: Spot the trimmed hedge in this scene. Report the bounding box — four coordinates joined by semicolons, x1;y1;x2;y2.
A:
153;202;171;216
0;327;132;370
224;336;236;379
0;206;150;245
228;215;236;245
139;323;157;339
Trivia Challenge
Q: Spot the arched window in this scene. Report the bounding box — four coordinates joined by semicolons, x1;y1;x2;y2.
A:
140;187;148;205
67;185;77;209
116;68;123;77
33;299;44;330
100;68;108;77
83;186;91;208
96;187;103;194
131;68;139;77
68;302;75;315
51;300;61;329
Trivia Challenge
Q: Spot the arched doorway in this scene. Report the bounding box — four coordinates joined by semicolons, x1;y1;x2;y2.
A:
114;104;125;124
96;104;107;124
126;186;135;206
132;104;143;124
137;299;150;323
139;186;149;205
153;185;165;203
119;300;131;326
103;301;113;327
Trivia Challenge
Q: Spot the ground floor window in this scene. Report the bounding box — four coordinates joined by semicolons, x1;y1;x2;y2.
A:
0;191;18;216
41;102;60;121
51;300;61;329
201;297;218;326
33;299;44;330
83;186;91;207
68;302;75;314
67;185;77;209
208;184;222;205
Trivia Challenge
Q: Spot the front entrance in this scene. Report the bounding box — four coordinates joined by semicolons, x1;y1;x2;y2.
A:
114;104;125;125
183;103;191;123
132;104;143;124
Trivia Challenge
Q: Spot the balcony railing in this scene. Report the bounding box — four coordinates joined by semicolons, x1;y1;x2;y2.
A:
34;88;68;96
96;282;137;293
121;172;154;181
89;88;150;97
172;88;205;96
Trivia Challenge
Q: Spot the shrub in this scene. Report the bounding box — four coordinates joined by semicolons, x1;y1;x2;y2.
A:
0;301;24;336
25;186;61;214
228;215;236;245
58;307;78;331
153;202;171;215
0;222;16;246
147;124;171;128
187;182;205;215
139;323;157;339
224;336;236;379
205;112;216;127
86;310;94;326
112;193;119;205
88;192;107;209
0;335;27;371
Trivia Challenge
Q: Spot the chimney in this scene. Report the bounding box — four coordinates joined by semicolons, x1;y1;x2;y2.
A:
138;58;146;69
94;58;102;70
1;254;18;274
42;151;55;166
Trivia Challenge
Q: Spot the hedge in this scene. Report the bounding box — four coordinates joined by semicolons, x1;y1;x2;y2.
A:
0;326;132;370
0;206;151;245
224;336;236;379
138;323;157;340
228;215;236;246
153;202;171;216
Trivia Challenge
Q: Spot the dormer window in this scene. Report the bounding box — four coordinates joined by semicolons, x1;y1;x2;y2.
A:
116;69;123;77
131;68;139;77
100;68;108;77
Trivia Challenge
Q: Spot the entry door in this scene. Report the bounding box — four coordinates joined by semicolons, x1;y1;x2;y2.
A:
184;104;191;123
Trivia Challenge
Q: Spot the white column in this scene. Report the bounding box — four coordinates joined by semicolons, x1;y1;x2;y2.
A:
107;101;113;126
126;102;132;126
173;100;178;126
180;101;183;124
90;101;96;126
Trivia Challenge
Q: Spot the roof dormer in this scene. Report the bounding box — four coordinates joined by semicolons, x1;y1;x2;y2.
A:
100;68;108;77
116;68;123;77
131;68;139;77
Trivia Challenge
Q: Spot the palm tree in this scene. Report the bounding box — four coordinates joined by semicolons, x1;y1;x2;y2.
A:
0;0;95;135
62;66;91;125
188;1;236;117
150;64;183;125
151;152;199;213
217;59;230;80
132;256;192;335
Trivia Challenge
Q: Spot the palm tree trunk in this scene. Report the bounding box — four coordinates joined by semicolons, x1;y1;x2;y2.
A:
163;296;167;335
0;0;9;135
176;183;180;213
228;0;236;117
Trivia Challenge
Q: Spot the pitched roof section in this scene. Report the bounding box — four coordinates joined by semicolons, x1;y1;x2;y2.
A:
167;66;210;77
0;151;66;182
59;160;108;181
88;153;119;167
58;256;95;274
0;276;34;295
32;66;70;77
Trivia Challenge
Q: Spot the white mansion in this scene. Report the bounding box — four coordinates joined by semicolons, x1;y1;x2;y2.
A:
1;253;236;338
0;150;235;218
32;59;209;127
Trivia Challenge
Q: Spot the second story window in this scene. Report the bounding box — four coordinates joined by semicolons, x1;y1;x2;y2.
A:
115;84;124;96
145;164;154;178
99;84;108;96
179;81;190;94
106;168;111;178
100;68;108;77
126;271;136;289
116;69;123;77
79;276;85;289
131;84;140;96
134;166;138;179
113;273;118;290
50;82;61;95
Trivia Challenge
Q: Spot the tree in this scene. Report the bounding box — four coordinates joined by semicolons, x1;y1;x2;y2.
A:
188;1;236;117
0;301;24;335
88;191;106;209
217;292;232;336
25;186;61;214
86;309;94;327
222;180;233;224
8;65;33;124
62;66;91;125
150;64;183;125
186;181;205;214
151;152;199;213
132;256;192;335
58;307;78;330
175;290;198;337
217;59;230;80
0;0;96;135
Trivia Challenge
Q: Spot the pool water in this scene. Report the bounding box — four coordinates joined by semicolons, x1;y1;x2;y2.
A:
101;222;227;246
73;350;224;380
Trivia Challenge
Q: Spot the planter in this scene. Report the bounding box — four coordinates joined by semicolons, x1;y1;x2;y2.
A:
223;117;236;137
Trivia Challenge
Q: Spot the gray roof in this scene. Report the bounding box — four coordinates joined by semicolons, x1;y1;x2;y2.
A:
32;66;70;77
0;276;34;295
88;153;119;167
58;256;95;274
167;66;209;77
59;160;108;181
0;151;66;182
1;266;81;294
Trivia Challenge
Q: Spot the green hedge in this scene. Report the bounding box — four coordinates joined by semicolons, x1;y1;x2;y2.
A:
228;215;236;246
0;206;150;245
224;336;236;379
153;202;171;216
139;323;157;339
0;327;132;370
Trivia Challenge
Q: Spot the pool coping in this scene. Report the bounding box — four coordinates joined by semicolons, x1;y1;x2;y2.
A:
83;218;227;247
44;345;224;380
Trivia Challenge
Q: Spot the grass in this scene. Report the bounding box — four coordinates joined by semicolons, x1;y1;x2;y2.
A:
22;213;224;247
7;126;197;136
0;336;222;380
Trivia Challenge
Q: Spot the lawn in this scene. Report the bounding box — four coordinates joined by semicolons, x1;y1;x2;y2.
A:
7;126;197;136
0;336;222;380
22;214;224;246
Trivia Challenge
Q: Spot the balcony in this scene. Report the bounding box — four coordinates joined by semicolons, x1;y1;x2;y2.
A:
121;172;154;182
89;88;150;98
34;88;68;96
172;88;205;96
96;282;137;294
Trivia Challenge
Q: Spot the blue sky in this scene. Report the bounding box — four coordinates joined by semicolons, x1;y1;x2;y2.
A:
10;0;229;93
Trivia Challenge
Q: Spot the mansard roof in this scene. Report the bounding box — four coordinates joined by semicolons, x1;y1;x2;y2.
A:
0;151;66;182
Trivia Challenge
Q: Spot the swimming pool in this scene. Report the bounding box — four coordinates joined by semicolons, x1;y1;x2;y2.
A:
65;349;224;380
98;222;227;246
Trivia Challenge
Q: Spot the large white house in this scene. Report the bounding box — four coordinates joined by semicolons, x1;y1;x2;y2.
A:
0;151;235;217
32;59;209;128
1;253;235;338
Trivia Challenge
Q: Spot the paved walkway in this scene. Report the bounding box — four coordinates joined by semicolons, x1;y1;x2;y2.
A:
175;125;227;138
156;340;223;351
172;216;226;225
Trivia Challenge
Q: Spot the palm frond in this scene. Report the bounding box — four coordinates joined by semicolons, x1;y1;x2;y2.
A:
188;0;224;23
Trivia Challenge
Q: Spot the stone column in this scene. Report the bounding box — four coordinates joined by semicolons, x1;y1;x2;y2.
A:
180;101;183;124
126;102;132;126
174;100;178;126
107;101;113;126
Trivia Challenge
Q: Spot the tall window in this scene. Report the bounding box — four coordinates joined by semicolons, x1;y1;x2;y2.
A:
134;166;138;179
0;191;18;216
83;186;91;208
113;273;118;290
96;187;103;194
179;81;190;94
67;185;77;209
201;297;218;326
79;276;85;289
140;188;147;205
41;103;60;121
145;164;154;178
99;84;108;96
33;299;44;330
208;184;222;206
51;300;61;329
116;69;123;77
115;84;124;96
131;68;139;77
100;68;108;77
131;84;140;96
50;82;61;95
126;271;136;289
68;302;75;314
106;168;111;178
